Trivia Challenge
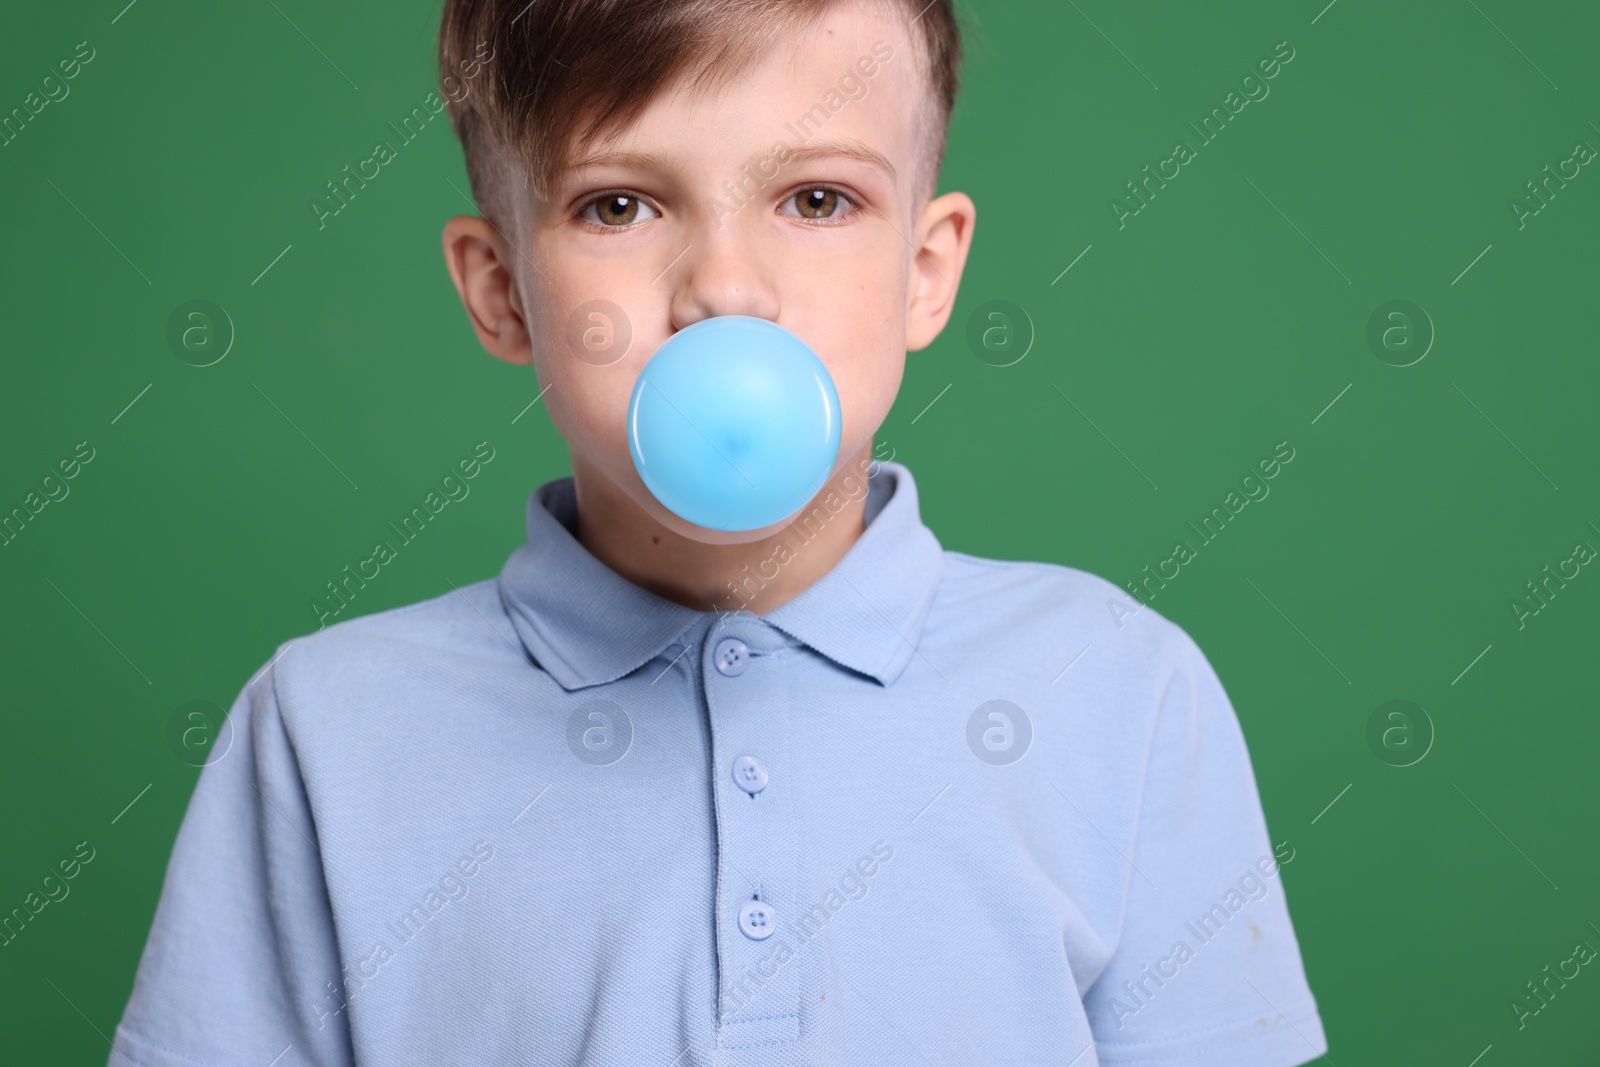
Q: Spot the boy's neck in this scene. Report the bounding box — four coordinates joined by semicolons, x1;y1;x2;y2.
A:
569;441;874;616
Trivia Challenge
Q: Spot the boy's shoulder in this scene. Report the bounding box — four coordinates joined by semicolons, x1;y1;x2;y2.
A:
300;574;510;645
934;547;1198;667
257;577;525;710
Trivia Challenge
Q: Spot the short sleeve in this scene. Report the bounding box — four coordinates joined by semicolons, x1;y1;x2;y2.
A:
1083;628;1328;1067
110;645;356;1067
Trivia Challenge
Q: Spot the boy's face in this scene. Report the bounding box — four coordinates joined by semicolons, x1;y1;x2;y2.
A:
443;2;974;545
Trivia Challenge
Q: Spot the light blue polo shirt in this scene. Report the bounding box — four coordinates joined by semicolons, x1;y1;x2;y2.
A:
110;459;1327;1067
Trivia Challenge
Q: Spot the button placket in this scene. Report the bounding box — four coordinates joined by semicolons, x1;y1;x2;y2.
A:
701;620;801;1049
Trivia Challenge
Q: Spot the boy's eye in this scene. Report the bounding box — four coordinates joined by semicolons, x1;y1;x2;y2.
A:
581;194;660;228
781;186;856;221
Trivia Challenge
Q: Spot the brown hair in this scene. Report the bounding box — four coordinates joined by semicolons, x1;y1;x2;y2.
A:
436;0;962;228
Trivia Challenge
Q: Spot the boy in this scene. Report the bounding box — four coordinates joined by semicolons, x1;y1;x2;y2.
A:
110;0;1328;1064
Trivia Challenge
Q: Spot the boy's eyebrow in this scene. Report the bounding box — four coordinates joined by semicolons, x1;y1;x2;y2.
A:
566;137;897;183
765;139;897;181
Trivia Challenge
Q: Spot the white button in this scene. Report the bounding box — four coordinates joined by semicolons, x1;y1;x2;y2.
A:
738;899;776;940
732;755;768;795
714;637;749;676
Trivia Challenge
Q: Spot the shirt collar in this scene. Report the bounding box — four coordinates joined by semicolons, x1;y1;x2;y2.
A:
497;459;943;691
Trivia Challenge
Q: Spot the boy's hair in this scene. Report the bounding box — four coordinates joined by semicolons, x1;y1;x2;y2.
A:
437;0;962;231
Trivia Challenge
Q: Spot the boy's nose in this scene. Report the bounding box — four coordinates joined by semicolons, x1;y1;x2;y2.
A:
665;221;781;331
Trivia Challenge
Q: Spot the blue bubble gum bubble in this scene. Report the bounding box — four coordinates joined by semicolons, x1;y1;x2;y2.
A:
627;315;842;533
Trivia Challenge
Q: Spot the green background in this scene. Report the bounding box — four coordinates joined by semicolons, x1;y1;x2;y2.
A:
2;0;1596;1061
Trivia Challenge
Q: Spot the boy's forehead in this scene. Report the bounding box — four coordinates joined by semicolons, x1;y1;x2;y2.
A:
545;4;924;198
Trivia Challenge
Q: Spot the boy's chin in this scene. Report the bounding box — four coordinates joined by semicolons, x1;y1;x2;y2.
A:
579;458;794;546
638;493;798;546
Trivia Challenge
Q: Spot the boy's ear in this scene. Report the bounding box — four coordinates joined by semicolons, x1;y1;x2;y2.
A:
441;215;534;365
905;191;977;353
